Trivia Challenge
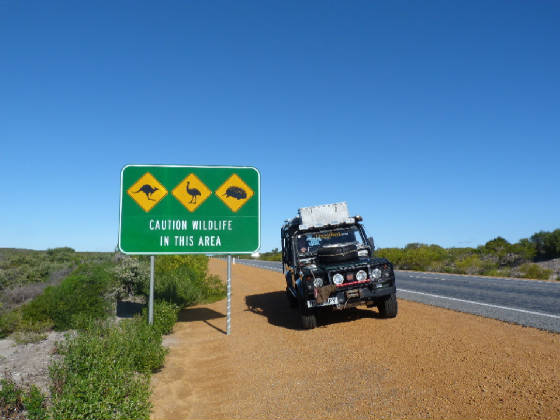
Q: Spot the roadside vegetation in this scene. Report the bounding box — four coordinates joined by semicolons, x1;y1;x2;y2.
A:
0;248;110;315
246;228;560;280
0;377;47;420
258;249;282;262
376;230;560;280
0;248;111;292
0;249;225;419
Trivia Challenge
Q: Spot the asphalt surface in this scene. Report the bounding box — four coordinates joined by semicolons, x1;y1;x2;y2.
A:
235;258;560;333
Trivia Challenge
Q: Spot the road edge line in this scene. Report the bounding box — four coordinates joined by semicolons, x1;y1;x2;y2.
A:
398;288;560;319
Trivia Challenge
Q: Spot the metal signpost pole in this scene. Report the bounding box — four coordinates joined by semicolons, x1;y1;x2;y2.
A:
149;255;154;325
227;255;232;335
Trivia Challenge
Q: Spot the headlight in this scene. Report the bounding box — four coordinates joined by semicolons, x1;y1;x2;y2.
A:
333;273;344;285
356;270;367;281
313;277;323;287
371;268;382;280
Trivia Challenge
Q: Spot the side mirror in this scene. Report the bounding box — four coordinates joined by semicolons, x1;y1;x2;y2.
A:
368;237;375;252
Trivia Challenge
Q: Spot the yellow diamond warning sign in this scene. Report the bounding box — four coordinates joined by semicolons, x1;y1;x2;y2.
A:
172;173;212;212
127;172;168;212
216;173;254;213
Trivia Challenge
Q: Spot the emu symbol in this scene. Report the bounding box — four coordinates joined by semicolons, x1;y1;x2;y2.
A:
134;184;159;201
186;181;202;204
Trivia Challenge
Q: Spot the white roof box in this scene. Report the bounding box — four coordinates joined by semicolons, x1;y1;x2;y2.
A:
298;202;354;230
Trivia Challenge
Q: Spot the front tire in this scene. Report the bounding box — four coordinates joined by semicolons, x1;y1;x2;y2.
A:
298;295;317;329
377;292;398;318
301;311;317;329
286;287;298;308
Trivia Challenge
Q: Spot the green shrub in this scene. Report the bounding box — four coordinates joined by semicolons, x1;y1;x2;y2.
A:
5;312;53;343
150;255;225;307
427;260;448;273
511;238;537;261
113;255;149;298
120;317;167;373
519;263;552;280
23;263;112;330
0;378;46;420
259;249;282;261
204;273;226;302
48;317;166;420
375;248;405;267
46;247;77;263
49;361;151;420
375;235;558;281
12;331;47;345
155;255;209;283
151;262;203;306
142;300;179;335
0;249;77;291
0;377;24;416
531;229;560;261
0;309;22;338
377;245;447;271
399;244;447;271
455;255;484;274
24;385;47;420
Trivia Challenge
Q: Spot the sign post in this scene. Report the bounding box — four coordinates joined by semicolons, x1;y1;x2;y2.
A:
227;255;232;335
149;256;154;325
119;165;260;332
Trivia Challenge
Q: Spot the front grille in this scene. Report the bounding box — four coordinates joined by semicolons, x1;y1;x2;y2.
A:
346;289;360;299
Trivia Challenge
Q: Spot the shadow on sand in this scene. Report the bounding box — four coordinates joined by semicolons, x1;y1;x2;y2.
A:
245;290;382;330
177;307;227;335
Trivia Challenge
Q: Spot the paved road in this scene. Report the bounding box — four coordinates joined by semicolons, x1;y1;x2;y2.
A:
235;259;560;333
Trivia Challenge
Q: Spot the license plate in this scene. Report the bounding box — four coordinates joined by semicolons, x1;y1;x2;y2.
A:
307;296;338;308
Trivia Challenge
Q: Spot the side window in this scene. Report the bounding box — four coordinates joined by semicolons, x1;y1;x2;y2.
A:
297;235;308;252
285;237;293;266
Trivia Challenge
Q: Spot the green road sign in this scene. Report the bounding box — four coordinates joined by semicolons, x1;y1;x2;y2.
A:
119;165;260;254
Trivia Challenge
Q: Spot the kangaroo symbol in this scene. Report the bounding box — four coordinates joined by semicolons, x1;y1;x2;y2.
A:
186;181;201;204
134;184;159;201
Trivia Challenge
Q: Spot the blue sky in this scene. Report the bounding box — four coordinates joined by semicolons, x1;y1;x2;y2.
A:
1;1;558;252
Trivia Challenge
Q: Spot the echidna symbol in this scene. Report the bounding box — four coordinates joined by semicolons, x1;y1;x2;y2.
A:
223;186;247;200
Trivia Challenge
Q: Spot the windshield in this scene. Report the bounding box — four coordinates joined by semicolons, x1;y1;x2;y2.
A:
296;227;364;255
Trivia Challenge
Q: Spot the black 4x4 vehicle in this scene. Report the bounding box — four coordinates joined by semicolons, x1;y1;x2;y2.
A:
281;202;397;329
